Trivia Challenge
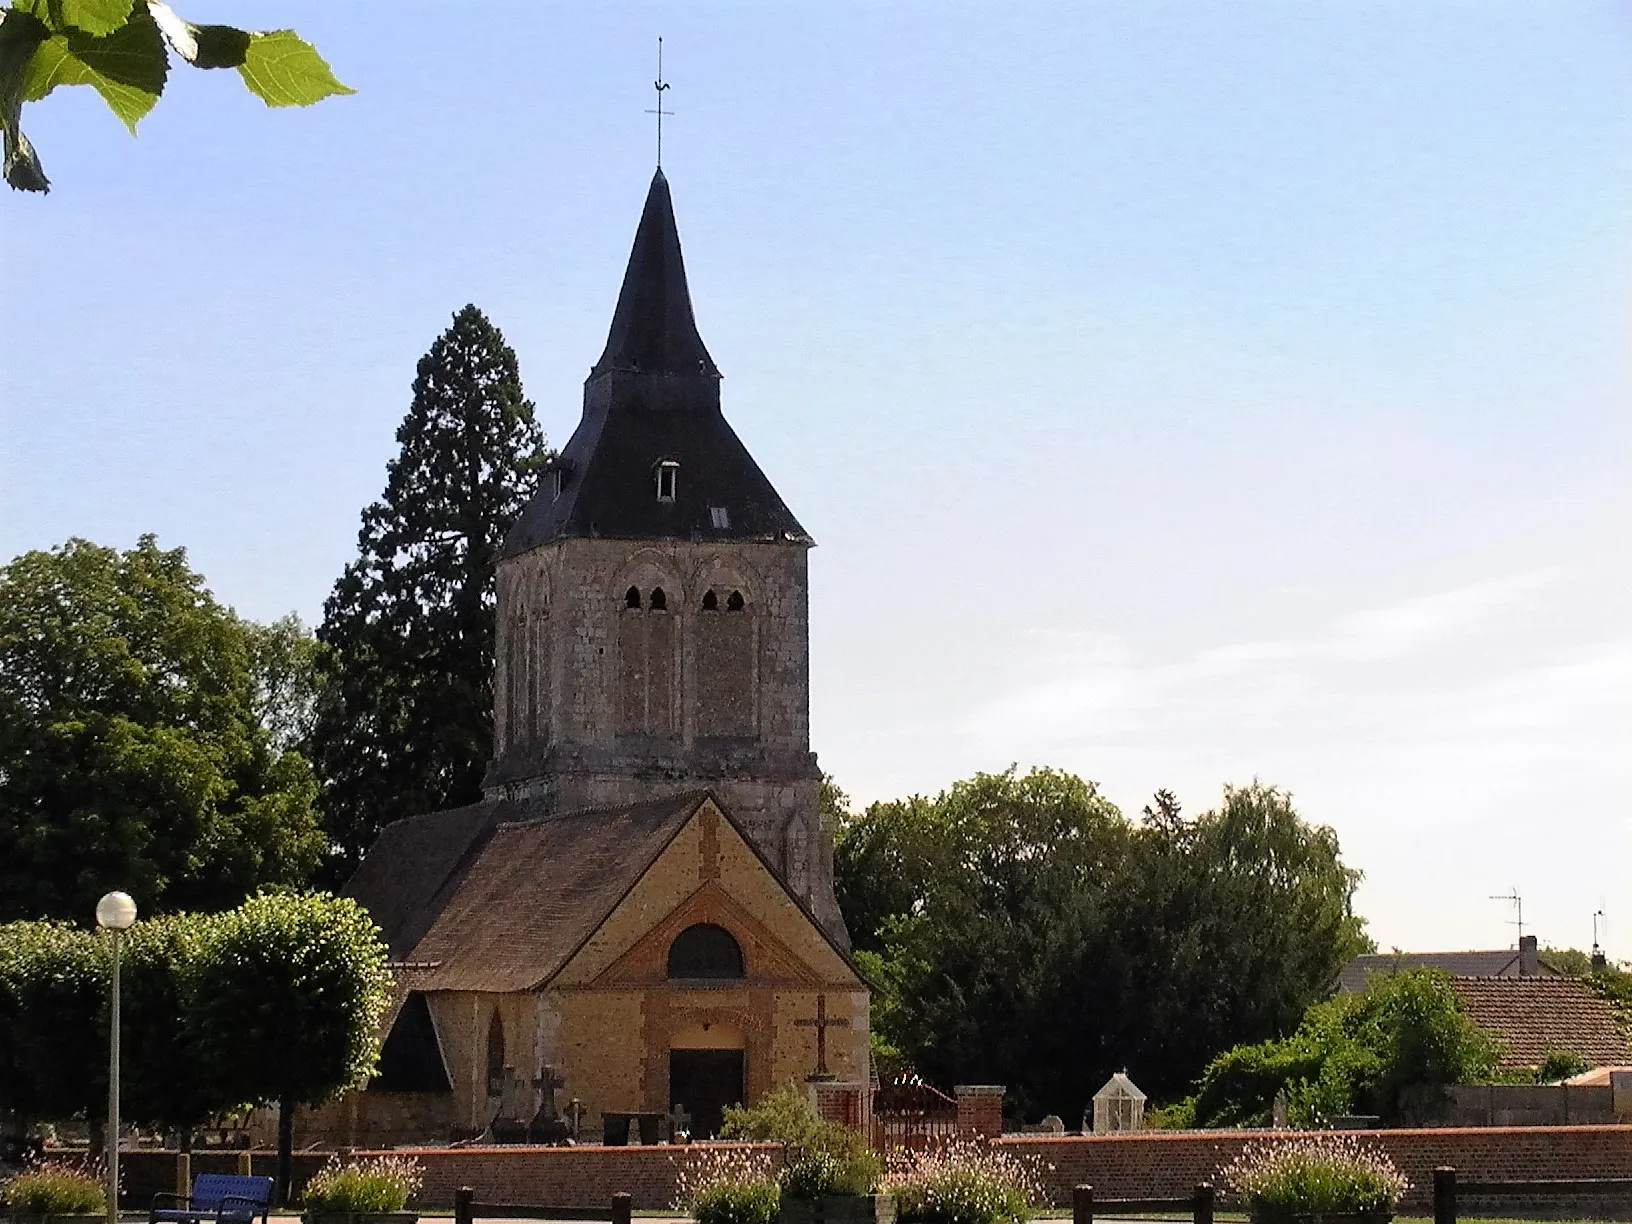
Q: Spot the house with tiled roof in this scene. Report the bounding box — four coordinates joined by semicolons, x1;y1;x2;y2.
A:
1449;975;1632;1071
285;169;867;1148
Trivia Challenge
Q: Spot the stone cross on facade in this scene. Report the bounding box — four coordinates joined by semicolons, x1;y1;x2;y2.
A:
795;994;850;1076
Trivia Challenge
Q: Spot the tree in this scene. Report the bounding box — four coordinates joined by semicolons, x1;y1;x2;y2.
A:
0;536;326;921
186;892;392;1203
1106;783;1372;1099
847;767;1136;1117
838;770;1370;1117
309;305;548;878
1;0;348;194
0;921;104;1127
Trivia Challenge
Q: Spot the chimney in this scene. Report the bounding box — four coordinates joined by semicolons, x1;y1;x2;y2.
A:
1519;934;1539;976
1592;946;1608;972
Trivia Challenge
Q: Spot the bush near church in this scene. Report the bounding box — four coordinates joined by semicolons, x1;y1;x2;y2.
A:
1177;969;1500;1128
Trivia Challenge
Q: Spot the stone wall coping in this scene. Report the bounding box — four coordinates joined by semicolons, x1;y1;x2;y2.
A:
954;1085;1006;1096
357;1142;781;1155
994;1122;1632;1142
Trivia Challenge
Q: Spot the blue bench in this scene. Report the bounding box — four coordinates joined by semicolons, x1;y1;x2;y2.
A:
149;1174;274;1224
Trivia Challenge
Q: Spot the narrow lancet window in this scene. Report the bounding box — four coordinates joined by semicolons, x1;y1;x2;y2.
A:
650;587;667;611
701;589;719;612
625;586;642;610
727;590;745;612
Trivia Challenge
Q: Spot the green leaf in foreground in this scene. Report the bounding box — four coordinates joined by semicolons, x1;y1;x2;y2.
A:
0;8;51;191
50;0;134;38
22;6;167;132
237;29;351;107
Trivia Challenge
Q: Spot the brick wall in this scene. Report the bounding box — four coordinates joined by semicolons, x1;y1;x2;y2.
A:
380;1142;779;1211
994;1124;1632;1211
115;1125;1632;1215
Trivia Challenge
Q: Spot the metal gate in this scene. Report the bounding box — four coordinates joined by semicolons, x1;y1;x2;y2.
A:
870;1076;958;1151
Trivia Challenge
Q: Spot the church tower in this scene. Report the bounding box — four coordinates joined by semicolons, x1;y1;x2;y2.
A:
487;170;847;946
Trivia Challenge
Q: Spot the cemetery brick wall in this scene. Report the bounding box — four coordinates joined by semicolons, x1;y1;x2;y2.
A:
1001;1123;1632;1212
119;1123;1632;1212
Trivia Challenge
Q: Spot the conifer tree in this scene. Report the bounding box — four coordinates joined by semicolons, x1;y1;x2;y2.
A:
309;305;546;877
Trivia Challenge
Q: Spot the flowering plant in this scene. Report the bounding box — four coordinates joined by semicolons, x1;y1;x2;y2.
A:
883;1142;1045;1224
302;1155;423;1214
673;1148;780;1224
1221;1136;1408;1217
0;1161;106;1216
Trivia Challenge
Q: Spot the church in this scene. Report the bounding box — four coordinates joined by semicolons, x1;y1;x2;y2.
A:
295;169;870;1148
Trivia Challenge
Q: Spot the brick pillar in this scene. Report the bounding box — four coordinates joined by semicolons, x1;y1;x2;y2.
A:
812;1082;863;1129
954;1085;1004;1138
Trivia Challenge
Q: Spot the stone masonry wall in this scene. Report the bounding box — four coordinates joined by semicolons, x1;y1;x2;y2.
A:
491;536;845;944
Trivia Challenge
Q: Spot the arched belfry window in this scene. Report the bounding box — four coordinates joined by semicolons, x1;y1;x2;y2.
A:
667;923;745;979
619;570;678;736
695;578;755;738
485;1010;506;1096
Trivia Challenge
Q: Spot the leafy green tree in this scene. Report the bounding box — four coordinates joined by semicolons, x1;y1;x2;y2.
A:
0;536;325;921
1;0;348;193
851;767;1135;1117
118;914;224;1135
309;305;548;878
0;921;104;1126
838;771;1369;1116
1107;783;1372;1099
246;614;325;755
187;892;392;1203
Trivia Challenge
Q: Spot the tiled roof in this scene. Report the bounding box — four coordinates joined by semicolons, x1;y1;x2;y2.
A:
1336;950;1560;993
347;791;710;993
1449;975;1632;1070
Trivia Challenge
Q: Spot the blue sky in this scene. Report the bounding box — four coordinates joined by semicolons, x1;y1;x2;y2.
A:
2;2;1628;956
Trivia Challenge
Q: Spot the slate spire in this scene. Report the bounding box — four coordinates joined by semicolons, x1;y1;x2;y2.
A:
500;170;809;557
592;168;720;379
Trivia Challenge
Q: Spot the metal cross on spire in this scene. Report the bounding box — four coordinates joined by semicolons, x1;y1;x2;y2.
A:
645;37;673;167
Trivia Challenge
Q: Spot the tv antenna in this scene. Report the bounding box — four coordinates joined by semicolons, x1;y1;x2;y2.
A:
646;37;673;167
1491;888;1524;947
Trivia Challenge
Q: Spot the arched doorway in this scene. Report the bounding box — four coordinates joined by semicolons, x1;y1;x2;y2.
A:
669;1021;745;1139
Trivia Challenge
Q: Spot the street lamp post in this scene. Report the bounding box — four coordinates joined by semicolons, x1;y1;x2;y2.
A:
96;891;138;1224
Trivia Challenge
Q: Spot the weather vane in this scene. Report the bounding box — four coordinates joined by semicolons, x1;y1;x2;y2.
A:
645;37;673;167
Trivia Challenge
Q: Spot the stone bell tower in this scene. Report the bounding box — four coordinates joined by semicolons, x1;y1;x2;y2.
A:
486;169;847;947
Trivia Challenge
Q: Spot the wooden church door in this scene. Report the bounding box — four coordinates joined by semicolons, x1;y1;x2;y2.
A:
669;1049;744;1138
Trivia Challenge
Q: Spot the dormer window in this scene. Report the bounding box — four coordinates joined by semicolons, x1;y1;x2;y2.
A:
656;460;679;503
551;467;565;502
709;506;730;529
